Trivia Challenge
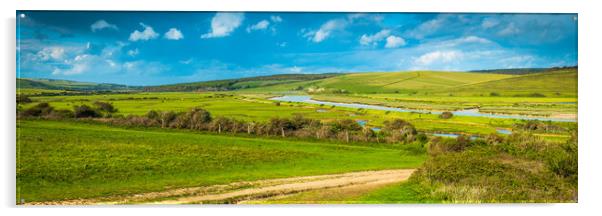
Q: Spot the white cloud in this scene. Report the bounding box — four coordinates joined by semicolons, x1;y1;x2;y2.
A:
36;47;65;61
127;48;139;57
179;58;193;64
129;23;159;41
359;29;391;46
90;20;118;32
289;66;302;73
385;36;406;48
201;12;244;38
277;42;287;47
498;23;520;36
481;18;499;29
407;16;446;39
415;50;463;65
246;20;270;32
458;36;492;44
303;19;347;43
270;16;283;23
164;28;184;40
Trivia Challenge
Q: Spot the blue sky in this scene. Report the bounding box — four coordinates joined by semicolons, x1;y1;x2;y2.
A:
17;11;577;86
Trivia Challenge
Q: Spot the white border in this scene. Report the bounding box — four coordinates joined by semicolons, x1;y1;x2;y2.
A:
3;0;602;216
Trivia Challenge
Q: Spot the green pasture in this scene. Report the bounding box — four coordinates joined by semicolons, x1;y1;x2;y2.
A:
20;91;575;138
16;120;425;202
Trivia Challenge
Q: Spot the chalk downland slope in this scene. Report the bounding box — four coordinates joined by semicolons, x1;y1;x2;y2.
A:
242;71;513;94
445;69;578;97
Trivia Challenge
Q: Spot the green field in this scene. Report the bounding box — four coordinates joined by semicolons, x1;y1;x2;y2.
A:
17;120;425;202
16;68;578;204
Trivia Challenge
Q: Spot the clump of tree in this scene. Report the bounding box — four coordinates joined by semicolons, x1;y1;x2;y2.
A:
16;95;32;104
489;92;501;97
513;120;566;133
380;119;418;143
18;102;429;145
74;105;101;118
20;102;54;117
439;111;453;119
527;92;546;97
93;101;118;113
18;102;74;119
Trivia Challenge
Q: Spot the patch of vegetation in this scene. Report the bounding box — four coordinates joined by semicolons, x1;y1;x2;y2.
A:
439;111;453;119
361;132;578;203
144;74;341;92
16;120;426;203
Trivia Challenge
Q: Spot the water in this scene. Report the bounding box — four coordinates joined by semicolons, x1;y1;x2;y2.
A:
432;133;479;140
356;120;367;127
270;95;576;122
496;129;512;135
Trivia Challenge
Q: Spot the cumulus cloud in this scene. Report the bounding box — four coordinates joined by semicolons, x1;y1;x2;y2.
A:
303;19;348;43
270;16;283;23
359;29;391;46
498;23;520;36
164;28;184;40
129;23;159;41
36;47;65;61
90;20;118;32
289;66;302;73
277;42;287;47
201;12;244;38
246;20;270;32
415;50;463;65
385;36;406;48
481;18;499;29
406;16;446;39
127;48;139;57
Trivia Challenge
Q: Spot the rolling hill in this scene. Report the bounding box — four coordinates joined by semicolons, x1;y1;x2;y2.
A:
445;68;577;97
241;71;514;94
143;73;342;92
17;78;134;91
17;67;577;96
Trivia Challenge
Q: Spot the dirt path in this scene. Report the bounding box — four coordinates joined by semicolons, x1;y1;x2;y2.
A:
25;169;415;205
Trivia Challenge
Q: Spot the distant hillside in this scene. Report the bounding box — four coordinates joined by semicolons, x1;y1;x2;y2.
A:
17;78;135;91
242;71;513;94
471;66;577;75
446;68;577;97
144;73;342;92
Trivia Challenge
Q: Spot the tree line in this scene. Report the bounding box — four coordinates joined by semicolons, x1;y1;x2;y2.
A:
18;102;427;144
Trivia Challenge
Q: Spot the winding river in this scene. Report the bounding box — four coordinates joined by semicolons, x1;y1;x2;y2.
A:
270;95;576;122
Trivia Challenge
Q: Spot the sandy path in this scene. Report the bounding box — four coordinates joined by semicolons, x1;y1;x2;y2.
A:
25;169;415;205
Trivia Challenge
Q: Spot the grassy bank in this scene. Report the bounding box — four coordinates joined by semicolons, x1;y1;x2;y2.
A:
16;120;426;203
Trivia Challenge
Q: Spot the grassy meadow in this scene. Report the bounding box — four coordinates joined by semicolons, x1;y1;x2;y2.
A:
16;68;578;204
17;120;425;202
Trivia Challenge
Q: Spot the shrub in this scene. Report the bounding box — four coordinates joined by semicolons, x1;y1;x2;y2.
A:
490;92;500;96
528;92;546;97
146;110;160;119
20;103;54;117
74;105;101;118
93;101;117;113
427;135;471;155
16;95;32;104
159;111;177;128
46;109;74;119
439;111;453;119
190;108;212;130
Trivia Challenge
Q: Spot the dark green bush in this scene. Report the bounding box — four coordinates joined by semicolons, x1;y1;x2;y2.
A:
439;111;453;119
21;103;54;117
74;105;101;118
